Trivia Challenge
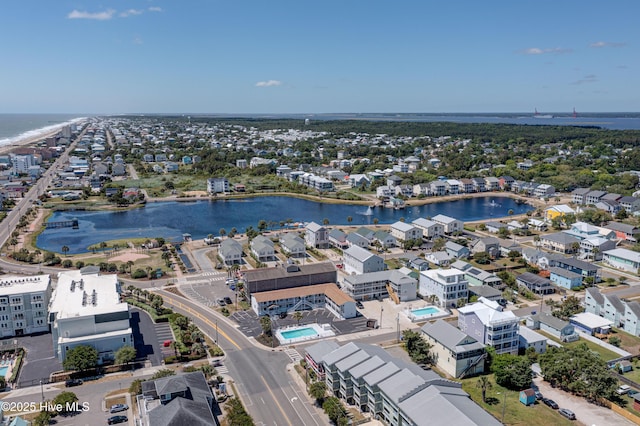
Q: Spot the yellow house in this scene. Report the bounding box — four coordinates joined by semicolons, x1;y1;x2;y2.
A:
545;204;576;222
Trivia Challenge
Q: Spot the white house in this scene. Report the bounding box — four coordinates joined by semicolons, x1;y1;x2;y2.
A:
279;233;306;257
343;246;385;275
419;268;468;308
305;222;329;249
49;270;133;363
250;235;275;262
411;218;444;239
390;221;423;242
432;214;463;234
421;320;485;378
458;298;519;355
207;177;229;194
603;248;640;273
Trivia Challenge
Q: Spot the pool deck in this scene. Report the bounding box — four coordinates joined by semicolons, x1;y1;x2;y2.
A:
275;323;335;345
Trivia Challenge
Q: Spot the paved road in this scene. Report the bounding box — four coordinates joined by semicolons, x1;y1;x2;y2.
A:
156;289;327;426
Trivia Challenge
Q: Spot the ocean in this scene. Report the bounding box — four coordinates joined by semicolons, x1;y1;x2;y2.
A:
0;113;88;149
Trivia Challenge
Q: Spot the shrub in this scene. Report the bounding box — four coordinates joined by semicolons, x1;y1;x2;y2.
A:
132;269;148;279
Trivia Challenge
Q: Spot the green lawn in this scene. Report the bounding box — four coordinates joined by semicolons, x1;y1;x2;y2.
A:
538;330;620;361
460;375;574;426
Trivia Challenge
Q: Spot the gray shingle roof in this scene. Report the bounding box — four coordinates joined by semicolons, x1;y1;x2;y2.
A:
421;320;484;354
586;287;605;304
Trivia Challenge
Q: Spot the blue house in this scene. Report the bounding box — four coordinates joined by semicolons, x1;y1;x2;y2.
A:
519;389;536;406
549;267;583;290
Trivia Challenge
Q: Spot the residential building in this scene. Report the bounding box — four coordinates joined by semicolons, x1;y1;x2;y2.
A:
544;204;575;222
579;236;616;260
251;283;356;319
411;218;444;239
139;371;218;426
206;177;229;194
419;268;468;308
484;177;500;191
571;188;590;205
343;246;385;275
305;222;329;249
584;288;625;327
429;180;446;196
459;178;475;193
516;272;555;295
603;248;640;273
458;298;519;355
570;312;613;335
304;341;500;426
604;222;640;242
425;251;452;267
549;267;582;290
432;214;463;234
219;239;243;265
585;190;607;205
471;237;500;258
526;312;578;342
279;233;306;257
49;269;133;363
619;196;640;213
540;232;581;254
421;320;486;378
563;222;615;241
451;261;502;287
250;235;275;262
518;326;547;354
389;221;422;242
533;184;555;198
342;270;417;302
346;232;370;248
624;301;640;337
242;262;337;297
0;274;51;337
485;222;508;234
445;179;460;194
328;229;349;249
553;257;600;283
445;241;470;259
372;231;397;249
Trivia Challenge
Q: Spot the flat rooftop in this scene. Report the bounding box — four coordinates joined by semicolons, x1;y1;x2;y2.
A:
51;270;127;319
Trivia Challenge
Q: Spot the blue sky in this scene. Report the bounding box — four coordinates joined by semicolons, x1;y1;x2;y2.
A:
1;1;638;114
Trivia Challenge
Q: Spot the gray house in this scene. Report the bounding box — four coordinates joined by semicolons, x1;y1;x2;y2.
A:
219;239;243;265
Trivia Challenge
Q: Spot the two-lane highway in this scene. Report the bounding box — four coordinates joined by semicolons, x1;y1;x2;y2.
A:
157;290;326;426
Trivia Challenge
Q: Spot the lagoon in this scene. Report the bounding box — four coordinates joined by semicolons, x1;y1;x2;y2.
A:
36;196;532;254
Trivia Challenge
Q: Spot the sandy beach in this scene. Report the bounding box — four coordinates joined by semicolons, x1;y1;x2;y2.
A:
0;123;78;157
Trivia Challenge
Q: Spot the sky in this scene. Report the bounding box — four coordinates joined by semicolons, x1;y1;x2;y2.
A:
1;1;639;114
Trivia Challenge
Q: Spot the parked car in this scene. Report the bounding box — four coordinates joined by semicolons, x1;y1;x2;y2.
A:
107;416;128;425
543;398;559;409
224;297;232;305
109;404;129;413
217;298;226;307
558;408;576;420
356;301;364;309
628;389;639;398
617;385;631;395
534;390;543;400
65;379;83;387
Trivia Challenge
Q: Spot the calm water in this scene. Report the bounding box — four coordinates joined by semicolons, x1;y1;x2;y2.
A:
36;196;532;254
0;113;87;148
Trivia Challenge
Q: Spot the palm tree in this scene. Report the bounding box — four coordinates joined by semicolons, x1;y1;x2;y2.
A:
146;266;153;279
322;218;330;226
259;316;272;336
61;245;70;257
127;260;134;275
346;216;353;225
219;228;227;239
373;218;379;225
476;376;492;403
293;311;303;325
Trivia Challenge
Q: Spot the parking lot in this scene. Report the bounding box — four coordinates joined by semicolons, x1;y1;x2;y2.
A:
11;332;62;388
230;307;372;341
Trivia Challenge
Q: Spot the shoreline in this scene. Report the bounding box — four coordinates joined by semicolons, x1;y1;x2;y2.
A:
0;118;87;157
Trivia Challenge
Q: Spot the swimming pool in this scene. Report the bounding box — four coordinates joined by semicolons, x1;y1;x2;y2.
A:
406;305;449;322
0;366;9;377
411;307;440;316
276;323;336;345
280;327;318;340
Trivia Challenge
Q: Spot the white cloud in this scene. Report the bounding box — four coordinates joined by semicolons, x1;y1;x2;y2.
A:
133;36;143;45
590;41;625;48
148;7;163;12
520;47;572;55
255;80;282;87
120;9;144;18
68;9;116;20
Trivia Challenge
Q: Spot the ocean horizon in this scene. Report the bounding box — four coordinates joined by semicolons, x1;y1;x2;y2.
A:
0;113;88;148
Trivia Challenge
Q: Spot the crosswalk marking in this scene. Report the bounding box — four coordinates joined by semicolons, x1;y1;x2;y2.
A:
215;363;229;374
284;348;302;363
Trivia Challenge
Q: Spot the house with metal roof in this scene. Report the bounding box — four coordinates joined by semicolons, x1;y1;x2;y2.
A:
458;298;519;355
604;222;640;242
526;312;578;342
305;341;500;426
411;218;444;239
421;320;485;378
343;245;385;275
553;257;600;282
390;221;422;242
518;326;548;354
242;262;336;296
432;214;463;234
341;270;417;302
549;267;582;290
517;272;555;294
140;371;218;426
420;268;468;308
603;248;640;273
279;233;306;257
250;235;275;262
305;221;329;249
219;239;243;265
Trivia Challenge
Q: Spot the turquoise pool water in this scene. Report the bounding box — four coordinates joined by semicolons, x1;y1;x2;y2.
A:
280;327;318;339
0;366;9;377
411;307;440;316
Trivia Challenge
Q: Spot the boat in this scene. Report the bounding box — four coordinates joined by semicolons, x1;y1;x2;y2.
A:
533;108;553;119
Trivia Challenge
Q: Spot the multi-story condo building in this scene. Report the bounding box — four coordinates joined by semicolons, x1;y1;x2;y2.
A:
342;270;417;302
458;297;519;355
0;274;51;337
206;177;229;193
49;269;133;363
419;268;468;308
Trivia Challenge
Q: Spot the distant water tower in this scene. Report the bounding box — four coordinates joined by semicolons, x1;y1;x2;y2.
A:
304;118;310;125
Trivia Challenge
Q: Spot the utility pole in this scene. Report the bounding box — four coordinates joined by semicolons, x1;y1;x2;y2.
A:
379;305;384;329
396;313;400;343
